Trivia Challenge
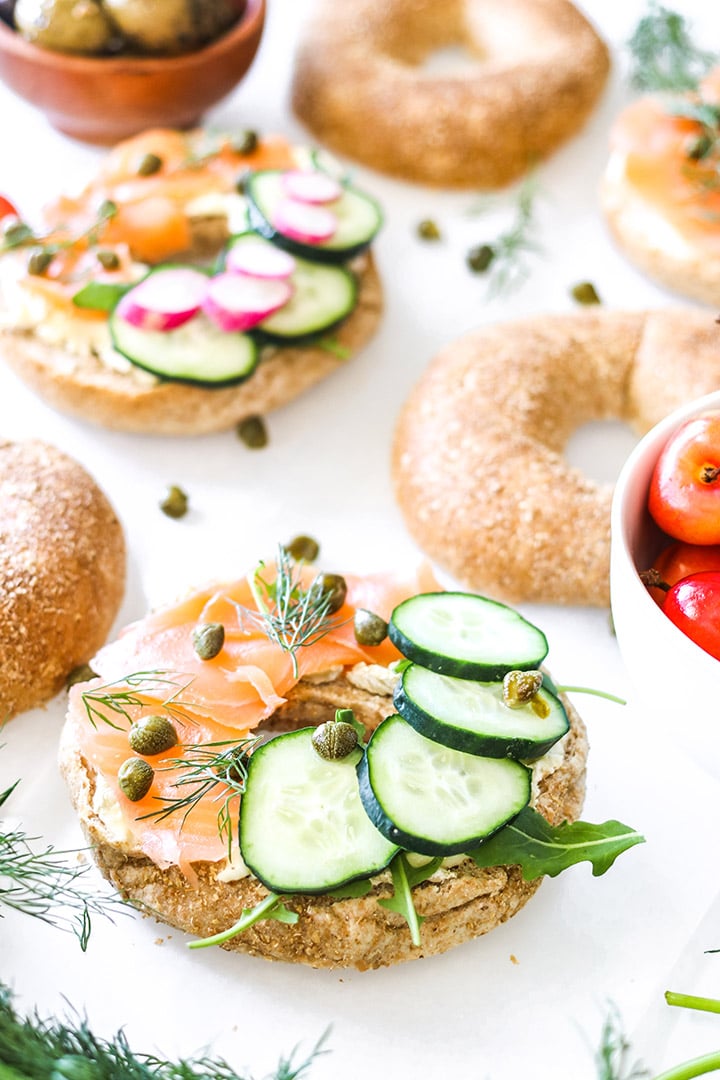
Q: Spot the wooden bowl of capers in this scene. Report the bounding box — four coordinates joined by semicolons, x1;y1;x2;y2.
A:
0;0;265;142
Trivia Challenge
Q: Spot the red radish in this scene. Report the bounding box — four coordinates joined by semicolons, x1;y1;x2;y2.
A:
225;238;296;279
272;199;337;245
116;267;208;332
202;272;293;332
281;170;343;204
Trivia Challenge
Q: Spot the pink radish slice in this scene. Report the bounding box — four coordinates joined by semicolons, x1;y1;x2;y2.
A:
202;272;293;332
281;170;343;204
272;199;337;245
225;238;296;279
116;267;208;331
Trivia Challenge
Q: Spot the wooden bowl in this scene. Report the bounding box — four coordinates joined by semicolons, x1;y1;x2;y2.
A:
0;0;265;143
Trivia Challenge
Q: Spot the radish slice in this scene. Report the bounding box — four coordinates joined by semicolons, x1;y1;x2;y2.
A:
225;237;296;279
281;170;343;204
202;272;293;332
115;267;208;332
272;199;337;245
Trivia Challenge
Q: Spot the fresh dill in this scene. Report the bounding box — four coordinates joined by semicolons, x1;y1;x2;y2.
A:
0;198;118;258
466;172;542;297
239;546;345;677
0;780;123;950
80;670;193;731
139;736;260;854
0;980;328;1079
594;1004;649;1080
628;3;718;93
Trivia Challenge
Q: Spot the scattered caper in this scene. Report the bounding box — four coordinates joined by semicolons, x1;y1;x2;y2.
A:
417;218;441;241
237;415;268;449
96;249;120;271
65;662;97;689
467;243;495;273
128;714;178;756
353;608;388;647
285;534;320;563
503;669;544;709
232;130;259;156
312;719;358;761
571;281;601;305
27;249;54;275
310;572;347;613
137;152;163;177
160;484;189;519
686;134;713;160
2;219;32;247
192;622;225;660
117;758;154;802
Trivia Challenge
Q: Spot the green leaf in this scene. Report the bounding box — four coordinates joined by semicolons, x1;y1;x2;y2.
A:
71;281;131;312
328;879;373;900
188;891;298;949
666;100;720;131
466;807;645;881
335;708;365;743
378;853;443;946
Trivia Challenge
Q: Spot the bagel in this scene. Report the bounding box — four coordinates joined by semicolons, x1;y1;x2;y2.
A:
392;308;720;607
0;129;383;435
0;440;125;720
291;0;609;189
601;74;720;306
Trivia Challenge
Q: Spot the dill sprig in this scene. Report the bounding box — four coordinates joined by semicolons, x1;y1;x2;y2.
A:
628;3;718;93
594;1004;649;1080
0;980;328;1079
466;172;542;297
139;737;260;854
0;198;118;257
0;780;124;951
240;547;345;677
80;670;193;731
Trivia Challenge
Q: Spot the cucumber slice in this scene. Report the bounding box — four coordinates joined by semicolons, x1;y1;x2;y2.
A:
110;307;259;387
239;728;398;894
395;664;569;759
358;714;531;856
225;233;357;340
389;592;548;680
247;170;382;263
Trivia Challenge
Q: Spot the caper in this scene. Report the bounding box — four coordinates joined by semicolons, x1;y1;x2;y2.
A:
312;719;358;760
96;249;120;270
65;662;97;689
237;415;268;449
128;714;178;756
502;669;544;709
234;169;251;194
98;198;118;220
192;622;225;660
531;695;551;719
285;534;320;563
117;758;154;802
2;219;32;247
353;608;388;647
310;572;347;613
467;243;495;273
27;249;54;275
232;130;259;155
137;152;163;177
160;484;189;519
686;134;713;160
571;281;601;305
417;218;441;241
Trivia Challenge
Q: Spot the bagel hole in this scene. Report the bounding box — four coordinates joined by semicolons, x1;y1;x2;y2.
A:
418;43;485;75
564;420;639;485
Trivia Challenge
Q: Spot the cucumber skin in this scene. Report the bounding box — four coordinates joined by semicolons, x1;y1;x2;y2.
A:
110;323;261;388
246;186;382;265
393;679;569;761
388;592;549;681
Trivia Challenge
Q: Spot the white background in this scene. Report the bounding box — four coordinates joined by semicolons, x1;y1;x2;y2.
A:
2;2;720;1077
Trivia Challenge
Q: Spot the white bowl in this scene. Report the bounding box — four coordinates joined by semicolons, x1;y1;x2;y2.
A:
610;389;720;774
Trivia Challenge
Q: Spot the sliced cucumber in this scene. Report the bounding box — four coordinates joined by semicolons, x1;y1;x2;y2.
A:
358;714;531;856
239;728;398;894
389;592;548;680
247;170;382;263
110;307;259;387
394;665;569;759
224;233;357;340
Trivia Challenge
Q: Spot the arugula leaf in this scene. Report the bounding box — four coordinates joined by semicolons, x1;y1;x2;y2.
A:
466;808;645;881
378;853;443;946
188;891;298;950
71;280;132;312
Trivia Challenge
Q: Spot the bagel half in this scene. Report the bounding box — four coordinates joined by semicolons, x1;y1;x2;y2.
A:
292;0;609;188
0;440;125;719
60;672;587;969
392;308;720;606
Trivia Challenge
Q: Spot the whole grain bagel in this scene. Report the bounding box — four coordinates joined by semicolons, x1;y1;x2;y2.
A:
0;440;125;719
291;0;609;188
60;673;587;969
392;308;720;606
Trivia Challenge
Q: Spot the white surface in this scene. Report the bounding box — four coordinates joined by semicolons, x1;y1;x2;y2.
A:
1;2;720;1078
